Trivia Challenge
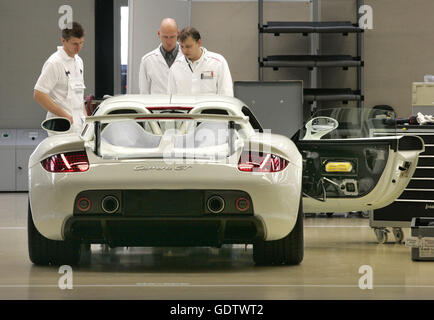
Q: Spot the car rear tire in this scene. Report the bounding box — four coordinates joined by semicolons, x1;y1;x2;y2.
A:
253;195;304;266
28;203;81;266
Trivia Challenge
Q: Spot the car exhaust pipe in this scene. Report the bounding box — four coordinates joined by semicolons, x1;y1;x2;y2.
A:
207;195;225;214
101;195;120;214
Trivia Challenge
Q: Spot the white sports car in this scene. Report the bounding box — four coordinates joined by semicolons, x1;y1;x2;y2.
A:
28;95;424;267
28;95;303;266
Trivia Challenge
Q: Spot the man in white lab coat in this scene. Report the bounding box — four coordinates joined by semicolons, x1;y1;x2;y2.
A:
168;27;233;97
139;18;182;94
34;22;86;134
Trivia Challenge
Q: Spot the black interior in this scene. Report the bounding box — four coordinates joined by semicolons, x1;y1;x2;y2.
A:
297;140;390;199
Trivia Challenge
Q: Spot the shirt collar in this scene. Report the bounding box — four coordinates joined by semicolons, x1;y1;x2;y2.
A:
57;46;75;62
160;43;179;59
186;47;206;66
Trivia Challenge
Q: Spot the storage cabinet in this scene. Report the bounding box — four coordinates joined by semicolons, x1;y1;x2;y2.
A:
0;130;17;191
373;126;434;226
0;129;47;192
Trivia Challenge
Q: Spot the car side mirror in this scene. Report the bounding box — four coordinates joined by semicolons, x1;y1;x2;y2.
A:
41;117;71;133
303;116;339;140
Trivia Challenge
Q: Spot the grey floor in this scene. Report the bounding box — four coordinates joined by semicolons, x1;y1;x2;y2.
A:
1;193;434;300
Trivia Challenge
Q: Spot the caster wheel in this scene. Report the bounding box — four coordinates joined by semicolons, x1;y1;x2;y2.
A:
392;228;404;243
374;228;389;244
359;210;371;219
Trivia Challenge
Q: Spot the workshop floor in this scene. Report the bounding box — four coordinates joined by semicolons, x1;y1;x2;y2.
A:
1;193;433;300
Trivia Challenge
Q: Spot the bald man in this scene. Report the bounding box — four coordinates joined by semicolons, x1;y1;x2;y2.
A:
139;18;183;94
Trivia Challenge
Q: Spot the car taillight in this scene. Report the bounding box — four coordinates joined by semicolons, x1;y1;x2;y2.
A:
238;151;288;172
41;151;89;173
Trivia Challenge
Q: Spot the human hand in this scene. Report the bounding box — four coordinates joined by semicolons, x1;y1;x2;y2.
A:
67;114;74;124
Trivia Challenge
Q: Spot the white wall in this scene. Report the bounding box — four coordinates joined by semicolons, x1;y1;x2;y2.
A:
0;0;95;128
127;0;191;94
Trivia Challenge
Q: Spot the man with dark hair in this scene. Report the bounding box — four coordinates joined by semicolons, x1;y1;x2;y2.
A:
139;18;182;94
168;27;233;96
34;22;86;134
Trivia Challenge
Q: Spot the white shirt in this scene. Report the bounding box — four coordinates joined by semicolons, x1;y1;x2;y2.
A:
34;46;84;107
139;44;183;94
34;46;85;133
168;47;233;97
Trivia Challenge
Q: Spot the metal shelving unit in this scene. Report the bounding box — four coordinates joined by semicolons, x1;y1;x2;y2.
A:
258;0;365;111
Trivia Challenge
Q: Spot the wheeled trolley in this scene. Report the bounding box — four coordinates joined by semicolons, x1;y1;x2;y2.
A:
372;125;434;244
369;212;406;244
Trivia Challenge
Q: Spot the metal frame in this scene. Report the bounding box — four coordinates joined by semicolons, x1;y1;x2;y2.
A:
258;0;264;81
310;0;320;112
258;0;365;109
357;0;365;108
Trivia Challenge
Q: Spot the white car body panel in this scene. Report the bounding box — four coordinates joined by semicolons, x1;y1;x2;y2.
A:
303;147;421;213
298;109;424;214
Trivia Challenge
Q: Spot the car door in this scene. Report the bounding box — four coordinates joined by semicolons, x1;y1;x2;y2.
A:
295;108;424;213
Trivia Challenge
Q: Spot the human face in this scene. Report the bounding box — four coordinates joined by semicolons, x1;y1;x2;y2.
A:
158;29;178;52
62;36;84;57
180;37;202;62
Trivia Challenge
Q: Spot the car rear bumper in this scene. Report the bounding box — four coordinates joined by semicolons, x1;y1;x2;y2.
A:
63;215;265;247
30;159;302;241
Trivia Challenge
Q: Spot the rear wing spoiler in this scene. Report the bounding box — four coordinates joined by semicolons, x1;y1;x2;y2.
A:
84;112;249;123
81;113;250;156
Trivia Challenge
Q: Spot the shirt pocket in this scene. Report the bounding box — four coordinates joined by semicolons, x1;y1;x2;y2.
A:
69;78;86;93
199;75;217;94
